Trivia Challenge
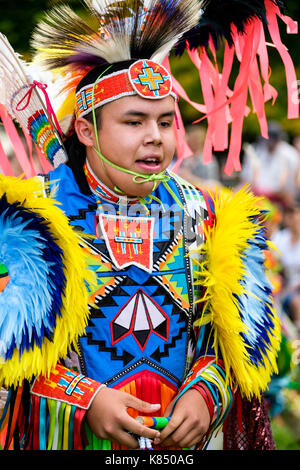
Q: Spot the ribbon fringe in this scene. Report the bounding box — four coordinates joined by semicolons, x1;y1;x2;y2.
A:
170;0;299;175
0;390;87;450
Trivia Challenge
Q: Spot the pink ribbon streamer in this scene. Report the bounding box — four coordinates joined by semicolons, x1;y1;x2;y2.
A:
248;22;269;139
187;44;234;164
186;46;217;164
35;145;54;174
0;104;34;177
165;51;230;168
189;43;235;142
0;104;53;177
256;22;278;105
224;24;257;175
266;0;299;119
0;138;14;176
210;42;233;152
163;57;193;171
166;71;206;115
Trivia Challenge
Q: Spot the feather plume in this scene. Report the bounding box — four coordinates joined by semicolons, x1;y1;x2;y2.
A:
0;33;67;167
192;186;281;399
0;193;65;360
32;0;202;71
0;175;96;387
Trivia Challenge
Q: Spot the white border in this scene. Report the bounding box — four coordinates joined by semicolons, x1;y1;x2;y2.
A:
99;213;155;273
128;60;172;100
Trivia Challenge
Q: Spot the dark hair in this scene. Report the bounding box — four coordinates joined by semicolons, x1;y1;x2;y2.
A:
76;61;135;93
66;62;134;193
64;108;102;195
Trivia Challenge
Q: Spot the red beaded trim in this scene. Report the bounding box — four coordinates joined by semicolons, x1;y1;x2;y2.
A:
84;161;120;203
83;161;139;204
75;69;135;118
75;60;176;118
31;364;103;410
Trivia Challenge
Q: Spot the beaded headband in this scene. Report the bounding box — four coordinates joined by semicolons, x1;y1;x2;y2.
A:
75;59;176;118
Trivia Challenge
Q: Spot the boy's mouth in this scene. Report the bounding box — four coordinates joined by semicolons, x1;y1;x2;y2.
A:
135;156;162;173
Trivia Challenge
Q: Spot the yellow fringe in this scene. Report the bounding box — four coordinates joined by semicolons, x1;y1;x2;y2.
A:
0;175;96;387
193;185;281;400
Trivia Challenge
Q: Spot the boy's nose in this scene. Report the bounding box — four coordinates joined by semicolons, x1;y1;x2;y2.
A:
144;123;162;145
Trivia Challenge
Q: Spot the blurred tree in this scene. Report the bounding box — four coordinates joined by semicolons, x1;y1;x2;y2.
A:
0;0;84;56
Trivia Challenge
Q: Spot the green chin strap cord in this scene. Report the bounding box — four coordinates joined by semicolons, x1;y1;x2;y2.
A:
91;68;185;212
92;143;169;193
92;145;170;211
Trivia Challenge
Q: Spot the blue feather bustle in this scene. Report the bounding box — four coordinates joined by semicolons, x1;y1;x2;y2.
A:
237;217;277;368
0;194;66;361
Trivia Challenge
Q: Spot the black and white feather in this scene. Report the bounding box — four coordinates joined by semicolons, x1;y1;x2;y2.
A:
32;0;202;71
175;0;287;53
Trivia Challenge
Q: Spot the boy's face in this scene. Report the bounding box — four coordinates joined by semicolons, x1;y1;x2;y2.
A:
86;94;176;197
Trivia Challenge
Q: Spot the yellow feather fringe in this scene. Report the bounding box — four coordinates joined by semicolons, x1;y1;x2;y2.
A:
0;175;96;387
193;186;281;400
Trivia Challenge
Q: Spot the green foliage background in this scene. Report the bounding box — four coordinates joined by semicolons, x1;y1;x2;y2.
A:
1;0;299;143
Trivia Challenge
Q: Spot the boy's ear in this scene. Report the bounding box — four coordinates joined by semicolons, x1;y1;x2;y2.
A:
74;118;96;147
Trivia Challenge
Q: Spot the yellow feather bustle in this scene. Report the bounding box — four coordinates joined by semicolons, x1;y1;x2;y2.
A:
0;175;96;387
192;185;281;400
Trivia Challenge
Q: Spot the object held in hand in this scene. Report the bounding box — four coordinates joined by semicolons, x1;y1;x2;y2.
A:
136;416;170;450
137;416;170;430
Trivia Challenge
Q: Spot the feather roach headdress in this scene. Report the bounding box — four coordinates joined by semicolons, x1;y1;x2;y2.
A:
32;0;202;70
31;0;202;136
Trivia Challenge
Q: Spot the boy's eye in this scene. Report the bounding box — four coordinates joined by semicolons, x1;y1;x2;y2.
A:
126;121;141;126
160;121;172;127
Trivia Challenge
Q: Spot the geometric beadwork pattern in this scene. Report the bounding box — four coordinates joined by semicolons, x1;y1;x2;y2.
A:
31;363;102;409
47;165;210;388
111;288;169;351
99;213;155;273
129;60;172;99
0;262;9;293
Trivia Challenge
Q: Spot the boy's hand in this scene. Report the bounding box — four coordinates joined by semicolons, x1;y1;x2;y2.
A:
159;388;211;448
85;387;161;448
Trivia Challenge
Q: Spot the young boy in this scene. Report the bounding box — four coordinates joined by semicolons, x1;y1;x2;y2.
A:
0;0;281;451
63;91;214;449
40;64;229;450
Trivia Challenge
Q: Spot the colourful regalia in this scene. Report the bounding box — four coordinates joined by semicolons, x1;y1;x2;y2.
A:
0;0;298;452
0;160;280;450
